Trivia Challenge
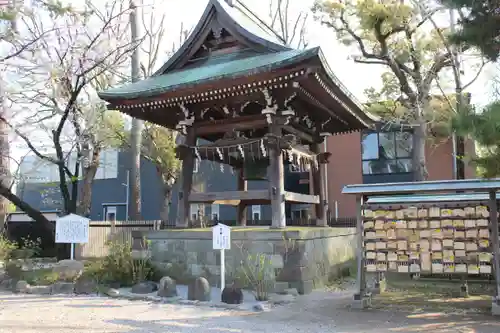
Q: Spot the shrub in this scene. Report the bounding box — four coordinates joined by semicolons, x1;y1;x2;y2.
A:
5;260;23;280
161;262;192;285
0;236;17;262
22;268;60;286
9;237;42;260
235;253;275;301
82;240;158;287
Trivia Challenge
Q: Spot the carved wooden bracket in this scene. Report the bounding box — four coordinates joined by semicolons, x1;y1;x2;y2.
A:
263;133;296;150
317;152;332;164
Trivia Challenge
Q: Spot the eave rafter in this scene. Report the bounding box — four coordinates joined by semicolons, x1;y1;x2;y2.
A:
108;68;308;112
311;71;370;129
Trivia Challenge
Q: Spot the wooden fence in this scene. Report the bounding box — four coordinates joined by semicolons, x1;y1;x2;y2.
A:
75;220;160;259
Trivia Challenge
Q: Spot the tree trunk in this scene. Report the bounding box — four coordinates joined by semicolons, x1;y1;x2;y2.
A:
0;119;10;233
0;183;54;237
129;1;143;220
78;148;100;218
69;159;80;214
160;185;173;223
413;102;428;181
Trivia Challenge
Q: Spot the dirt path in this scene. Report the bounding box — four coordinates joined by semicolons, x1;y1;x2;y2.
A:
0;290;499;333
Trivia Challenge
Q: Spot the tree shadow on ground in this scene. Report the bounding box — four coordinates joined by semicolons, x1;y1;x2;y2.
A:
106;310;500;333
371;279;494;315
106;314;259;333
65;303;123;308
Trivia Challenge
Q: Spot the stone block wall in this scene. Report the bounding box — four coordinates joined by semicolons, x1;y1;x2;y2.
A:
132;227;356;294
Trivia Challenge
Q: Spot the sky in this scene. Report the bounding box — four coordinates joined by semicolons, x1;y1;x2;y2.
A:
5;0;498;170
142;0;495;104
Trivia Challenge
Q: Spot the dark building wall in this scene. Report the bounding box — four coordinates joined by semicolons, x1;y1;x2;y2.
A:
17;150;310;222
16;151;164;221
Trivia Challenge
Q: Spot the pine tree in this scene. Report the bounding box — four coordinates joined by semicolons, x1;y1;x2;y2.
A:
442;0;500;60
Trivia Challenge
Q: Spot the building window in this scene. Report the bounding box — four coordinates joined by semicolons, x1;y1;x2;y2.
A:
362;131;413;175
103;206;117;221
211;204;219;221
251;205;261;220
190;204;199;220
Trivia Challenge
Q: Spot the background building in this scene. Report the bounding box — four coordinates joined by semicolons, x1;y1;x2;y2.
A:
16;127;475;223
327;129;476;219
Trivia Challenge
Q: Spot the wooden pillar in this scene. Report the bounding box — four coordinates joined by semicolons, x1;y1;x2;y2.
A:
489;191;500;308
237;168;247;226
311;143;326;226
176;129;196;228
269;125;286;229
353;194;369;308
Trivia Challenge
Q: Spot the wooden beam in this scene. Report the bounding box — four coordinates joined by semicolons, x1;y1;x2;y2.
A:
189;190;270;203
284;191;320;204
283;125;315;143
193;115;268;135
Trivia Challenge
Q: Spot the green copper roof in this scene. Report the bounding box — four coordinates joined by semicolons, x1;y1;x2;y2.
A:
98;48;319;101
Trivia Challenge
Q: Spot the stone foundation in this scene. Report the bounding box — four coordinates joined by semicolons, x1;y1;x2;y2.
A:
132;227;356;294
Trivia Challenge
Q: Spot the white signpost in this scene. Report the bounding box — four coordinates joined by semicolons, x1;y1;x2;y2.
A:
212;223;231;294
55;214;90;260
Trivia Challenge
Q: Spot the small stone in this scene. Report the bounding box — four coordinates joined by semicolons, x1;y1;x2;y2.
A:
131;281;158;294
188;277;210;301
273;281;289;294
51;282;75;294
289;280;313;295
0;279;12;290
252;303;269;312
221;286;243;304
157;276;177;297
105;288;120;297
269;293;295;305
28;285;52;295
52;260;84;281
15;280;30;293
74;277;97;294
283;288;299;296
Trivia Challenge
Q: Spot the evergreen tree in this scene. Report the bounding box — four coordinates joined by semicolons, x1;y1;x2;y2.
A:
453;101;500;177
442;0;500;60
441;1;500;177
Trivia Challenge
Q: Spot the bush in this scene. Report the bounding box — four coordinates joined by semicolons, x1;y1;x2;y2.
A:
8;237;42;260
0;236;17;262
235;253;275;301
22;268;59;286
5;260;23;280
81;240;158;287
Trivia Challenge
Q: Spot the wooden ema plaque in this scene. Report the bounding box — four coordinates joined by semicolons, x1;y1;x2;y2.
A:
362;205;493;276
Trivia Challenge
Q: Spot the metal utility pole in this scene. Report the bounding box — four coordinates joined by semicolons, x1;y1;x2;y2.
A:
129;0;143;220
450;9;465;180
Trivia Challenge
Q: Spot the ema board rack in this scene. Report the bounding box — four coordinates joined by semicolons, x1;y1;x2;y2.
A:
362;205;493;275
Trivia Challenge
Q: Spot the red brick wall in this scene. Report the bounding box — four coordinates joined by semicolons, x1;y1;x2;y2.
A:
325;133;476;218
325;132;363;219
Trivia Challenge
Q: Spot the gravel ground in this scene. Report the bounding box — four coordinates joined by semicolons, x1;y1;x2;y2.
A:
1;290;499;333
